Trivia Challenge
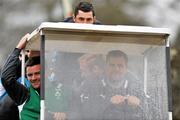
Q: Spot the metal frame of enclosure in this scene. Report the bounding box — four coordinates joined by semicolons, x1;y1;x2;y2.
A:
25;22;172;120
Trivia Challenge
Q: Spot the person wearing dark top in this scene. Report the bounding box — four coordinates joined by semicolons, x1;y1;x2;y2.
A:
0;92;19;120
63;1;101;24
1;34;41;120
77;54;106;120
0;59;21;120
102;50;146;120
0;35;38;120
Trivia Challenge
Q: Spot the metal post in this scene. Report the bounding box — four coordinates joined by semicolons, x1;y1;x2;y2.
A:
166;38;173;120
21;49;25;85
40;30;45;120
143;56;148;96
143;47;153;98
18;49;26;112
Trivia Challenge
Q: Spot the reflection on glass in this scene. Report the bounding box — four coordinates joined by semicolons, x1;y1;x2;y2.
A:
44;46;168;120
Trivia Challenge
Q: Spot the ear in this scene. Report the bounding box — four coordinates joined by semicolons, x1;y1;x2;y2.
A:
93;16;96;22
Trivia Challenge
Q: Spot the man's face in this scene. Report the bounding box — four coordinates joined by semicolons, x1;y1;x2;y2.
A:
74;10;95;24
26;64;41;89
79;58;93;79
106;57;127;81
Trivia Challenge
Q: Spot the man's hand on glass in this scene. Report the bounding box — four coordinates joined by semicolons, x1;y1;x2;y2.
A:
127;95;140;106
110;95;140;107
110;95;125;105
53;112;66;120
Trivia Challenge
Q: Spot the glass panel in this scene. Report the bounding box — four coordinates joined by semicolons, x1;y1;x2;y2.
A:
44;34;168;120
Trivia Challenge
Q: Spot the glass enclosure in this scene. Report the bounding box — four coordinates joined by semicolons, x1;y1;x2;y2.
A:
43;32;169;120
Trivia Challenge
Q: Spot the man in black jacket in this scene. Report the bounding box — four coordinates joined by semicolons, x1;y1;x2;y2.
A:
0;34;41;120
0;40;23;120
102;50;146;120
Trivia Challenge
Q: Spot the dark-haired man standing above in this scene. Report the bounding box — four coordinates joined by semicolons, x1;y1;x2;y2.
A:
64;1;100;24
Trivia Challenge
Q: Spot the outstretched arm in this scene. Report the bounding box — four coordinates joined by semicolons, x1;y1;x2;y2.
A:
1;34;30;105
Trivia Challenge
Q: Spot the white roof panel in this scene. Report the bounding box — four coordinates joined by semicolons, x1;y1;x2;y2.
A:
26;22;170;51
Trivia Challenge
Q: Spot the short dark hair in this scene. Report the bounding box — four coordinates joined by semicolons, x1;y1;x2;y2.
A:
74;1;95;17
106;50;128;64
26;56;40;68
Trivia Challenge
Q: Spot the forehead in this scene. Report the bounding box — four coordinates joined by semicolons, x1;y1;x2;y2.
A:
76;10;93;17
108;57;127;64
26;64;40;72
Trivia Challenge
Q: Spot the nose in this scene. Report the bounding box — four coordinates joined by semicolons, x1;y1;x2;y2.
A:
31;74;37;80
81;20;88;24
114;65;121;71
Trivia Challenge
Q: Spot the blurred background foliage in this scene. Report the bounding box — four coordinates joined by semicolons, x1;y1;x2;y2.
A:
0;0;179;119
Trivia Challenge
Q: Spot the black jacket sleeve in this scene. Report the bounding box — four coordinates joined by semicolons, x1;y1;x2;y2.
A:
1;48;29;105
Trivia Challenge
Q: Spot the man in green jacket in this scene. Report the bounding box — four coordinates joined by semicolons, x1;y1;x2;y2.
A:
1;34;40;120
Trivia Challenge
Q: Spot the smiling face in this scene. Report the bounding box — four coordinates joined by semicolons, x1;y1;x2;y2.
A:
73;10;95;24
26;64;41;89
